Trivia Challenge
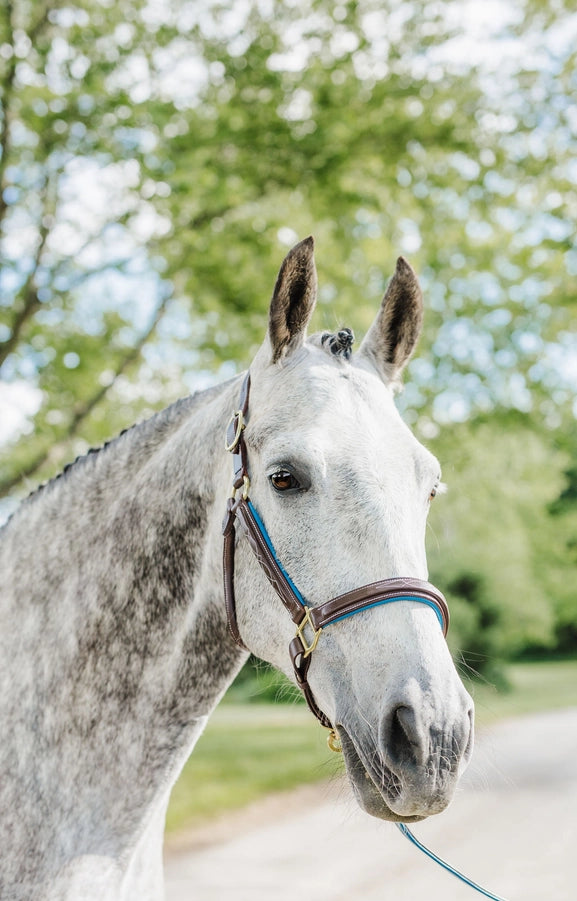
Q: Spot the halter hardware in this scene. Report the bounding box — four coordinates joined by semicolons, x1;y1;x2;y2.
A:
327;729;342;753
224;410;246;452
230;474;250;501
295;607;322;658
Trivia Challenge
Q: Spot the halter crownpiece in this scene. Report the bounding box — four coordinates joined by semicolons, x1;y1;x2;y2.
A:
222;372;450;747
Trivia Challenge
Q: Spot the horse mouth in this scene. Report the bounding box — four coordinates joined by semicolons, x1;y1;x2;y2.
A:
337;724;427;823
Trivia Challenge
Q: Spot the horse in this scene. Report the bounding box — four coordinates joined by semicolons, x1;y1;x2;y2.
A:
0;237;474;900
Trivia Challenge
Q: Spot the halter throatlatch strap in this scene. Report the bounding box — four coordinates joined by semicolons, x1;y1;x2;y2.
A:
222;372;450;738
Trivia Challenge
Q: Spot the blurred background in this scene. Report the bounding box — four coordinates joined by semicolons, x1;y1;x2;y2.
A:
1;0;576;838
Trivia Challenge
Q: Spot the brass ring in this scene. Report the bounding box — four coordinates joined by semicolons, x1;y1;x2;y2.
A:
327;729;343;753
224;411;245;452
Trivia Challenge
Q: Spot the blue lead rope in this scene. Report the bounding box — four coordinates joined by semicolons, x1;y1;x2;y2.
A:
396;824;509;901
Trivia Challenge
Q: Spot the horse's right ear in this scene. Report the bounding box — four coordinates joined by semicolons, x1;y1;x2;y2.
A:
267;236;317;364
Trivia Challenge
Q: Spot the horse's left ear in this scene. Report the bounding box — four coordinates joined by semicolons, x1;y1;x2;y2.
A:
268;236;317;364
358;256;423;382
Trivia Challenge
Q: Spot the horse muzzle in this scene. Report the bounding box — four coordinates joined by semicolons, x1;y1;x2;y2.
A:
337;690;474;821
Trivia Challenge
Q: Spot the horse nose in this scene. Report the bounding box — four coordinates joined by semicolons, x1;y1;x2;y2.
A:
385;699;474;774
378;697;474;817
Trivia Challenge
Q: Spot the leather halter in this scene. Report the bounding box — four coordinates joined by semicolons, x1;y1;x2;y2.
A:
222;372;450;741
222;376;508;901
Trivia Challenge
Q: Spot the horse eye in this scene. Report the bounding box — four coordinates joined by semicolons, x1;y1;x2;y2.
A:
270;470;300;492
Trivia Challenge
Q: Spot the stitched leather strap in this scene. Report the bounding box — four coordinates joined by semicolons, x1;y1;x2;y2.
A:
289;636;332;729
225;374;250;491
222;497;248;651
309;578;449;635
235;499;305;623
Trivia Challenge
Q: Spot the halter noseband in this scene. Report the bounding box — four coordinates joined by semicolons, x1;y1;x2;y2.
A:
222;372;449;749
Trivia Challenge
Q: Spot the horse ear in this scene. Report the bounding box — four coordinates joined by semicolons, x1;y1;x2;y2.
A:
359;256;423;383
268;236;317;363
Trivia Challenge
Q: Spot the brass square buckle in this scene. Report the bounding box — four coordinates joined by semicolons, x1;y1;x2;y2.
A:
295;606;322;658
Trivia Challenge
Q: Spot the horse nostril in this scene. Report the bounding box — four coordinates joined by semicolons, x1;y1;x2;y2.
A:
388;705;426;768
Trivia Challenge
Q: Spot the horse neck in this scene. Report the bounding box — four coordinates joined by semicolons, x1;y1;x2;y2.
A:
0;376;246;877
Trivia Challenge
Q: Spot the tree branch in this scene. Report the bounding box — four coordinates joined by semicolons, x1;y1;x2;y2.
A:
67;292;170;434
0;1;56;234
28;3;53;45
0;293;172;499
0;0;16;233
0;237;51;371
0;190;54;371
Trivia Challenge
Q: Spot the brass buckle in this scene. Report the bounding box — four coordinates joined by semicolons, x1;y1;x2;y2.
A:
230;474;251;501
224;410;245;452
295;607;322;658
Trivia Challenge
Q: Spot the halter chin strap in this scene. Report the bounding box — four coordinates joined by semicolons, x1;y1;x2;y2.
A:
222;372;450;742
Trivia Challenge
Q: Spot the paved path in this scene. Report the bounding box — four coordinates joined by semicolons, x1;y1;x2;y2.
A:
165;708;577;901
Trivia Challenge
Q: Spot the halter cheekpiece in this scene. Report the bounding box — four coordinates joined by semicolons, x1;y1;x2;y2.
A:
222;371;450;749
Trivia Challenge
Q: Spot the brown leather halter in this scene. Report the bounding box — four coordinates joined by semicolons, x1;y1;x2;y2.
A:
222;373;450;748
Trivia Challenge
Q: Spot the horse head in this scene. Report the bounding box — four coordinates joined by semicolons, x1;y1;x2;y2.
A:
228;237;474;823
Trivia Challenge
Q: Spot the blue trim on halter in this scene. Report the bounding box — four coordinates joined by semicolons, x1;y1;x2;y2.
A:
247;501;444;632
329;596;445;632
396;825;509;901
247;501;306;606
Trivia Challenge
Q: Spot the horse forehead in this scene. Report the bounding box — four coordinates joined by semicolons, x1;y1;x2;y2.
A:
251;360;382;436
260;349;387;405
251;356;423;462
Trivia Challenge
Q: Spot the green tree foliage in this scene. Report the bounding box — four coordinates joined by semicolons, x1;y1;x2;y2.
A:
542;425;577;653
0;0;181;493
1;0;575;661
427;417;575;671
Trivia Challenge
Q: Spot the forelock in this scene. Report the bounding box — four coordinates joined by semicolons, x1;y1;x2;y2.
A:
308;328;355;360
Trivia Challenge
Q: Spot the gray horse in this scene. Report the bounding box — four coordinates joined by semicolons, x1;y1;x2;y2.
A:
0;238;473;900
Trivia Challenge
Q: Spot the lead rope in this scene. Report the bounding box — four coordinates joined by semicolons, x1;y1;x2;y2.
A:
396;824;509;900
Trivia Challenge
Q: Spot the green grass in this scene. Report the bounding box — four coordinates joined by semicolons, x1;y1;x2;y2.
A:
166;706;334;833
166;658;577;835
463;658;577;724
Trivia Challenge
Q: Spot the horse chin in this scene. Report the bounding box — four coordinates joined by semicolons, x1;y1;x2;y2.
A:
338;726;427;824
